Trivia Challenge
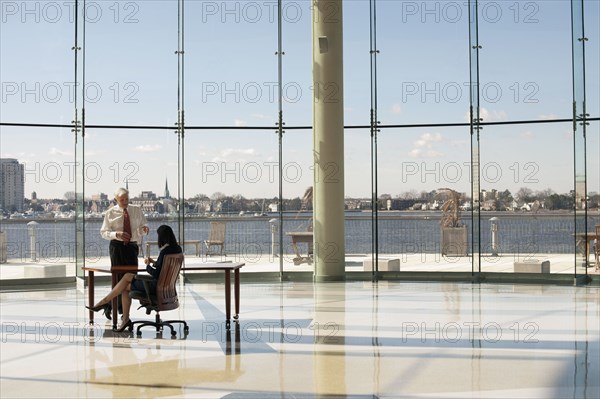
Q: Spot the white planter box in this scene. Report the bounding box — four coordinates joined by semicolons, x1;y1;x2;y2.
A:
514;260;550;274
441;226;468;256
24;264;66;278
363;258;400;272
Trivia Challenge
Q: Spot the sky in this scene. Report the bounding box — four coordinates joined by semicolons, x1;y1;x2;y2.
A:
1;0;599;201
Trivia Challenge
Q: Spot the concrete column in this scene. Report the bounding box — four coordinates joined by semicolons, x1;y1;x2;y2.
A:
312;0;345;281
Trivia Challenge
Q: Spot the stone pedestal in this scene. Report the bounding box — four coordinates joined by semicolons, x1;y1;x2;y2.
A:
513;260;550;274
363;258;400;272
24;264;66;278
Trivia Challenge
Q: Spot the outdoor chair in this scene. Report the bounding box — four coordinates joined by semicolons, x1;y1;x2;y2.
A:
129;253;189;337
204;221;226;256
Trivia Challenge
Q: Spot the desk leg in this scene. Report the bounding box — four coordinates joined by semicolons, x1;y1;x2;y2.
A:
111;273;118;330
234;268;240;321
88;271;95;324
225;270;231;330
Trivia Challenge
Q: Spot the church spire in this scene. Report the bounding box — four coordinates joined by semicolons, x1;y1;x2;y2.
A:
164;178;170;199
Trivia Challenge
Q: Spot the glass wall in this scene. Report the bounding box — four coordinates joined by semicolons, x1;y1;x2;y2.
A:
1;0;598;281
0;127;77;276
480;122;577;273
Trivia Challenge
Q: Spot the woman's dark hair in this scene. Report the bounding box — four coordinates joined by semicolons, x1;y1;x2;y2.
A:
157;225;178;248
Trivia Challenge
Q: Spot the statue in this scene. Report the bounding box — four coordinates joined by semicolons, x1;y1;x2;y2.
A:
438;188;467;256
438;188;462;228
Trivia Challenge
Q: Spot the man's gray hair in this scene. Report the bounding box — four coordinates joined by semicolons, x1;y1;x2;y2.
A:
114;187;129;199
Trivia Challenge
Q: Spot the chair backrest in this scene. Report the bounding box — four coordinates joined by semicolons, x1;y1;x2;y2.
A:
209;221;226;243
156;253;184;312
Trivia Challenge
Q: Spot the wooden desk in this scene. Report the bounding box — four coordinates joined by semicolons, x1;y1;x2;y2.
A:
82;262;244;330
286;231;313;265
574;232;598;265
145;240;202;257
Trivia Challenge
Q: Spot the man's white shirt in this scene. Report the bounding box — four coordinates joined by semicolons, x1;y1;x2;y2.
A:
100;205;148;242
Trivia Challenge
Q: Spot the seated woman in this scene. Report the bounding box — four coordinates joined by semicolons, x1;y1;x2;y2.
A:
86;224;183;332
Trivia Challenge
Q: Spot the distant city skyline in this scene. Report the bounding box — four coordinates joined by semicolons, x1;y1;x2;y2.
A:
5;154;597;207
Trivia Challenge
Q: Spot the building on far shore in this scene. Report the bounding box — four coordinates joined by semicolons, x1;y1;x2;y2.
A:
0;158;25;213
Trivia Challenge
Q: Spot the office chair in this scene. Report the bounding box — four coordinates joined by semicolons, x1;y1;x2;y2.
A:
129;253;189;337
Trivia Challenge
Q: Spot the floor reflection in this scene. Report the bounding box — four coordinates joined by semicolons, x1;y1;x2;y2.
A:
0;281;598;398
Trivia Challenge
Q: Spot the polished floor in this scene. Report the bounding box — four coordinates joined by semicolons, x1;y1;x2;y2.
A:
1;280;599;398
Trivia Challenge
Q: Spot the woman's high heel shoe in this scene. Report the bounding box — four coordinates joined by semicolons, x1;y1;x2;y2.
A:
103;303;112;320
115;319;132;333
85;303;110;313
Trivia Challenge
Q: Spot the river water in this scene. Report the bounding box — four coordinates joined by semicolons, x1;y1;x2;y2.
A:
1;211;598;262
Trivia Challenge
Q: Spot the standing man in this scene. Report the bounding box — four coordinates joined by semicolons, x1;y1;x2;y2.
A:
100;187;149;318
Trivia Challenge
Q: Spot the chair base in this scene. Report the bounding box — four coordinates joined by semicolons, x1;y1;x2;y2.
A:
204;243;227;256
131;313;189;337
204;242;225;257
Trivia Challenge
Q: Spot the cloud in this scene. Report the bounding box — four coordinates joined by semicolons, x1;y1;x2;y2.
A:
480;108;507;122
414;132;442;147
82;131;98;140
409;132;444;158
391;103;402;114
134;144;161;153
234;119;247;127
2;151;34;159
538;114;559;120
220;148;257;157
49;147;71;156
463;107;508;123
194;149;208;157
409;148;443;158
520;131;535;139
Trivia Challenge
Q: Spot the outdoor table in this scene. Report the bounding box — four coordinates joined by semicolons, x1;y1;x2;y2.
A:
574;232;598;266
286;231;313;265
